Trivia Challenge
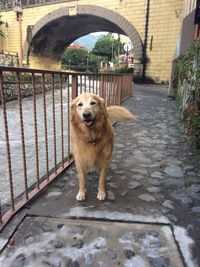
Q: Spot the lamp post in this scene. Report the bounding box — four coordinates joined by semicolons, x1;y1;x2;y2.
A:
117;34;120;66
123;42;132;68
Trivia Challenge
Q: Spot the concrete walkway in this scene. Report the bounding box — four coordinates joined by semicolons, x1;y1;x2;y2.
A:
0;84;200;267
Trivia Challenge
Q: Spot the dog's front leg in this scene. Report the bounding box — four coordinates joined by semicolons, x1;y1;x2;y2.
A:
97;166;107;200
76;162;86;201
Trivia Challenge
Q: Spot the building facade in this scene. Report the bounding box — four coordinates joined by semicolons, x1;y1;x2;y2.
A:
0;0;187;82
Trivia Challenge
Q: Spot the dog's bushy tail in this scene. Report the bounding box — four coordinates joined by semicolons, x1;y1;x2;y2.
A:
106;105;136;123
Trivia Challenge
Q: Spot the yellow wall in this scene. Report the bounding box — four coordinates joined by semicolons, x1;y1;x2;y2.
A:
28;55;60;70
0;0;184;81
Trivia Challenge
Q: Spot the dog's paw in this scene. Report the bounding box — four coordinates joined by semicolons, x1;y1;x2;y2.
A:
76;190;86;201
97;191;106;201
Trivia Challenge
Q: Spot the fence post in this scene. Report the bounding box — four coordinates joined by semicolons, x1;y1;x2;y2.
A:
0;71;15;211
130;74;133;96
72;74;78;99
0;200;2;225
99;74;104;98
119;75;123;103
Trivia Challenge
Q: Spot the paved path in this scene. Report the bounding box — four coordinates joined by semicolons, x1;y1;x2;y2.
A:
0;84;200;267
0;87;70;204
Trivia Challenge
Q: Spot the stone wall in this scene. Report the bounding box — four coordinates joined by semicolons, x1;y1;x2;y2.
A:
0;51;19;67
0;74;61;104
172;38;200;156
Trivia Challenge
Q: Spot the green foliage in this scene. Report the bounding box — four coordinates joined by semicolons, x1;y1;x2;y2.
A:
61;47;88;68
114;67;134;73
104;67;134;74
87;53;102;72
92;33;124;61
0;15;5;38
0;0;8;5
61;47;103;72
173;39;200;157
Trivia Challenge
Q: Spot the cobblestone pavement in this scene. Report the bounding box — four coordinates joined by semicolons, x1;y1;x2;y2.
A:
0;84;200;267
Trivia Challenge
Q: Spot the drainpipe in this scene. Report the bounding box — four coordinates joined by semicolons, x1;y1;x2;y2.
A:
18;13;23;67
195;0;200;39
14;5;23;67
142;0;150;82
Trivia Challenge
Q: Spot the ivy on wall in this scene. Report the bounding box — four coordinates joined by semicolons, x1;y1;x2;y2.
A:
173;38;200;157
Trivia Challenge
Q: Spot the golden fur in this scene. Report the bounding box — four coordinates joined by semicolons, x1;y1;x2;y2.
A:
71;92;135;201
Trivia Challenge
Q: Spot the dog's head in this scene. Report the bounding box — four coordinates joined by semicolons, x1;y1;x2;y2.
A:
71;93;106;128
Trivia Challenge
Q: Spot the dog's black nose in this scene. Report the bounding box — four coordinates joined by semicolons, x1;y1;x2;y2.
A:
83;112;92;119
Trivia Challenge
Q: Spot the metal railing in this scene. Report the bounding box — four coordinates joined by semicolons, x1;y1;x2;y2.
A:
0;66;133;230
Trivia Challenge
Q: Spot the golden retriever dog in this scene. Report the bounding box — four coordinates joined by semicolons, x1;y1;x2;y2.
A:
71;93;135;201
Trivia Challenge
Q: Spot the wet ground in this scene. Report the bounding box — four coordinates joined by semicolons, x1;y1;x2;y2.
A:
0;87;70;204
0;217;184;267
0;84;200;267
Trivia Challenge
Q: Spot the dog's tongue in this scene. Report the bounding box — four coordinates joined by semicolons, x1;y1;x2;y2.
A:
84;120;94;127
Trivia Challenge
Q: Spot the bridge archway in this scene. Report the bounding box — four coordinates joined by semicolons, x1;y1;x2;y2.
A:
23;5;143;69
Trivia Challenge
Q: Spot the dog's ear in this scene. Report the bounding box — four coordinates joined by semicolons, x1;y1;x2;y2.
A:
71;98;77;110
70;98;77;123
99;97;105;106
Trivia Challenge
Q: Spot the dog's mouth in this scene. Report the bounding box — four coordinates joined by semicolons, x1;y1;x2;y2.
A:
83;118;95;127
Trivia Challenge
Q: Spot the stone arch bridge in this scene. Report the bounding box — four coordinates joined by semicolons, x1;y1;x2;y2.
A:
0;0;184;82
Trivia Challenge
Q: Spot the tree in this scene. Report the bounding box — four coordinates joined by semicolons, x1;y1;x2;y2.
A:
0;0;8;4
61;47;88;69
0;0;7;7
61;47;103;72
87;53;102;72
92;33;124;62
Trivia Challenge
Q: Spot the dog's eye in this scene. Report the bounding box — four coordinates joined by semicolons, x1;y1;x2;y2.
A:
78;103;83;107
90;101;96;106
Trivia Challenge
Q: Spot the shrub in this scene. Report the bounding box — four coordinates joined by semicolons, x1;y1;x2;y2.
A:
173;39;200;158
